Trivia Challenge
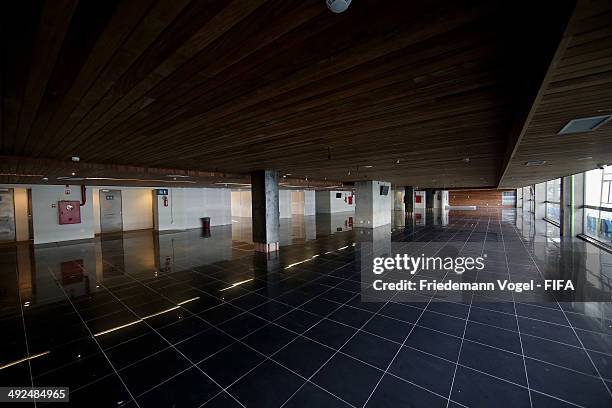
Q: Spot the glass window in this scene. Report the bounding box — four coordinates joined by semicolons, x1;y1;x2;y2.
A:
583;167;612;245
502;190;516;206
545;178;561;224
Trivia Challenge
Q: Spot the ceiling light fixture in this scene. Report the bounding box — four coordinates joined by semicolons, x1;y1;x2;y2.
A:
0;173;45;177
524;160;547;166
558;115;612;135
363;165;373;168
85;177;196;184
71;156;80;162
326;0;352;13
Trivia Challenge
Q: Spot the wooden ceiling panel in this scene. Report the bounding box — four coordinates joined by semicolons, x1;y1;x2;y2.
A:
1;0;580;189
499;0;612;188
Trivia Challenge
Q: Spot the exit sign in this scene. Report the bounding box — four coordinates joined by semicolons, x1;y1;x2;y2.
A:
155;189;169;195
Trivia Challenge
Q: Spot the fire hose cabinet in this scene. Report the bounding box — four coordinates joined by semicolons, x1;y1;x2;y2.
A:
58;200;81;225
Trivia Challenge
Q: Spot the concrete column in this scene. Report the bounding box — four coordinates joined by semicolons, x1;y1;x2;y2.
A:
441;190;449;209
393;189;404;212
534;182;546;220
561;174;584;237
355;180;391;228
404;186;414;213
304;190;315;216
426;189;435;211
251;170;280;252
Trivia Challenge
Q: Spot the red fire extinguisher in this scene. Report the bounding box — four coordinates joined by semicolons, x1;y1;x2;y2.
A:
163;195;169;207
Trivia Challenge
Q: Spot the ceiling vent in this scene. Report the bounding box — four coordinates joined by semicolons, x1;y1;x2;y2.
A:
524;160;546;166
558;115;612;135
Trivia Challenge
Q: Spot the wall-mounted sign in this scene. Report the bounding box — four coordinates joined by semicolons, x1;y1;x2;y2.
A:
65;188;71;195
155;189;169;196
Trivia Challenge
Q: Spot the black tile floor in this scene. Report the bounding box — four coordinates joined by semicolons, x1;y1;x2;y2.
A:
1;209;612;407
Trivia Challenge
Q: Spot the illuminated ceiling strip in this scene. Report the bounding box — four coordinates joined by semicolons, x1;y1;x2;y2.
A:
0;351;50;370
84;177;196;184
0;173;45;177
94;297;200;337
219;278;254;292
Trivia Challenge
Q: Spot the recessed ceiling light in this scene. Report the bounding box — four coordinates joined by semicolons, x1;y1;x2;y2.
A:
524;160;547;166
363;165;373;168
396;159;400;164
558;115;612;134
71;156;80;162
71;172;76;176
166;174;190;178
577;156;593;161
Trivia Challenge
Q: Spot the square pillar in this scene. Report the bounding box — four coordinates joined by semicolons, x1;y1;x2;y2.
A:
426;189;435;211
404;186;414;213
251;170;279;252
355;180;391;228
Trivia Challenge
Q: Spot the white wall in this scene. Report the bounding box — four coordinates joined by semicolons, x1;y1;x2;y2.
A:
414;191;426;209
291;191;305;214
316;191;354;213
231;190;252;217
31;185;95;244
154;187;231;231
355;181;391;228
279;190;291;219
304;190;315;216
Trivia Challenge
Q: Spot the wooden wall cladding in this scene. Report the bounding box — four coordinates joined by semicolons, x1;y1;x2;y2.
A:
449;189;514;207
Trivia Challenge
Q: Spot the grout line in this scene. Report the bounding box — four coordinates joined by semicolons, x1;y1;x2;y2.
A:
446;212;489;407
46;266;141;408
512;221;612;401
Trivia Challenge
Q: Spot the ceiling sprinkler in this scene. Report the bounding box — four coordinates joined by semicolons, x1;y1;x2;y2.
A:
326;0;352;13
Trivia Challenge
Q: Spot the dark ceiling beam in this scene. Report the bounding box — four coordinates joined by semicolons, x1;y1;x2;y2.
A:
497;1;578;188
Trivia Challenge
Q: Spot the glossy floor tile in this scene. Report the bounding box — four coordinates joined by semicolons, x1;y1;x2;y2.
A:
1;209;611;407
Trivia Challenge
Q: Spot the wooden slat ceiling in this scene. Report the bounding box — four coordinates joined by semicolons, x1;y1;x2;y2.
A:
1;0;576;189
499;0;612;188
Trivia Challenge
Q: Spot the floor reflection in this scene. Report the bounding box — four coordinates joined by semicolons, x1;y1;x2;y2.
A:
0;209;611;407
